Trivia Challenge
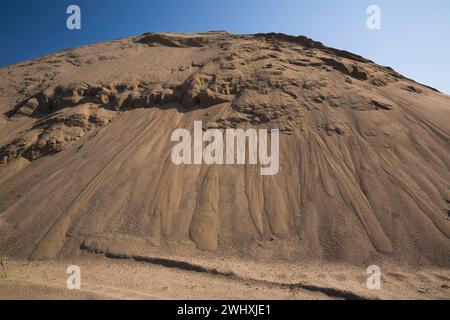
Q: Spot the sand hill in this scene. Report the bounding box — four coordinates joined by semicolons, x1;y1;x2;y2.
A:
0;31;449;273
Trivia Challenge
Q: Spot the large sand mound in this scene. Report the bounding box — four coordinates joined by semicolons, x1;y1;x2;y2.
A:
0;32;449;267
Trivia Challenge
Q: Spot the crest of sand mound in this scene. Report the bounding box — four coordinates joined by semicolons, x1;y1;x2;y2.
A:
0;31;449;266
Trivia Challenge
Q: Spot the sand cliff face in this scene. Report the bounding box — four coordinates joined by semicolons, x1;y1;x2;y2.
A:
0;31;449;266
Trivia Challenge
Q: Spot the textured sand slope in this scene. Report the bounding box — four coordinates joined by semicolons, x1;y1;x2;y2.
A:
0;32;449;267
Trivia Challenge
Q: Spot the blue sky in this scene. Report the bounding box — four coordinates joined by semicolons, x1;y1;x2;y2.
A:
0;0;449;93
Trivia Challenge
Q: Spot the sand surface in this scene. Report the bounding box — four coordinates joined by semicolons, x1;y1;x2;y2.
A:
0;255;449;300
0;32;449;299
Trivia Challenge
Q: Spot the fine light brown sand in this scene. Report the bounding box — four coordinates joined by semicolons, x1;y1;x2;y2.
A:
0;255;449;300
0;32;449;299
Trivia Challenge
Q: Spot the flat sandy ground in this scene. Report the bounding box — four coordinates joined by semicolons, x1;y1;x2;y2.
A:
0;32;449;301
0;254;448;300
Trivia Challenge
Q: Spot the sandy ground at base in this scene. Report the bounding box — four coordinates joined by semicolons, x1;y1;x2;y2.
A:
0;254;448;300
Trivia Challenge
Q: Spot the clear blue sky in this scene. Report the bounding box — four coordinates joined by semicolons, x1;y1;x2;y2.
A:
0;0;449;93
